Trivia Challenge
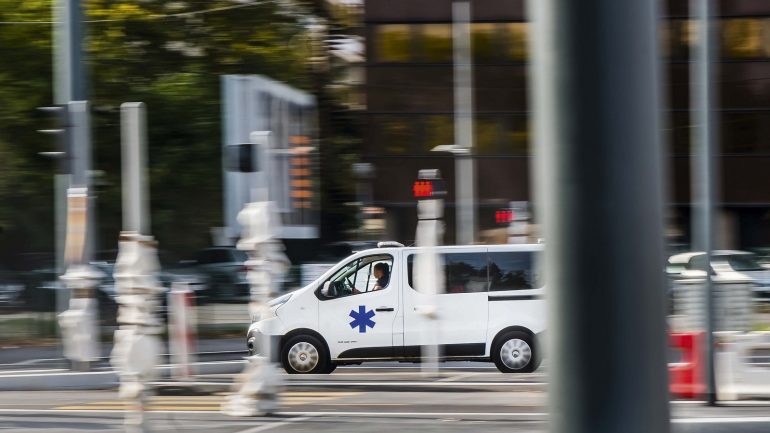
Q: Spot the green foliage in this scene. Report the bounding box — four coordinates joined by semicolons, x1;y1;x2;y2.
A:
0;0;358;261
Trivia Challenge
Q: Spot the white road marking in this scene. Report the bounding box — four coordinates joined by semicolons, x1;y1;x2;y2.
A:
672;417;770;424
232;415;314;433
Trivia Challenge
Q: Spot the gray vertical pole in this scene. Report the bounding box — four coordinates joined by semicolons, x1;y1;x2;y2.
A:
452;1;476;245
53;0;86;103
53;0;88;271
120;103;150;235
529;0;670;432
690;0;718;406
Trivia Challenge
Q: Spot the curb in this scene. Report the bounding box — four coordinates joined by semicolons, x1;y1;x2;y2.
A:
0;360;246;391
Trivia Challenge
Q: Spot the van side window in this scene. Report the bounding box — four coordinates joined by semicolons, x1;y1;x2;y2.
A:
320;254;393;300
407;252;488;294
488;251;543;291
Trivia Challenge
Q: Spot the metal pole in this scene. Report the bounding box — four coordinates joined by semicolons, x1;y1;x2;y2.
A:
529;0;670;432
53;0;85;103
690;0;718;406
120;103;150;235
452;1;475;245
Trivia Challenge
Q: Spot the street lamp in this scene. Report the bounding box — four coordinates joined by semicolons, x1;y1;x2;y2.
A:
431;144;473;244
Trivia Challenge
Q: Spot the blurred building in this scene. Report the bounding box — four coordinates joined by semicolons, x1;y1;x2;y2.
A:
221;75;319;244
361;0;770;248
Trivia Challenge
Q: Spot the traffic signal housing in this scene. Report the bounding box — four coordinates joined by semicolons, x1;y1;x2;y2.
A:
37;105;71;174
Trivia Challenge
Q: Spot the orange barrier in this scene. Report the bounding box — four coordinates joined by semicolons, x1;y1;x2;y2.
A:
669;331;705;399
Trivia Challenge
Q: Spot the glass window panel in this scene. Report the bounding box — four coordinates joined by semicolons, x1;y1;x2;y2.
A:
419;24;453;62
722;112;770;154
372;116;413;154
424;115;454;152
407;252;488;293
501;115;529;155
722;19;764;58
376;24;411;62
444;253;488;294
472;23;499;63
502;23;528;61
665;19;695;59
475;116;500;154
488;252;543;291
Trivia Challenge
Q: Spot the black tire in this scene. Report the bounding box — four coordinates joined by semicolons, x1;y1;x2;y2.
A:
492;330;539;373
280;334;330;374
324;363;337;374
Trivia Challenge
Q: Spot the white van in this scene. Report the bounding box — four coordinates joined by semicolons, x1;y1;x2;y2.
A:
246;243;546;374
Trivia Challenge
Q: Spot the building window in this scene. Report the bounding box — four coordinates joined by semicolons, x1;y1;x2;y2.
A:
370;115;413;154
423;115;454;152
662;19;696;59
375;24;411;62
722;19;770;59
722;112;770;154
418;24;453;62
502;23;528;61
475;116;501;154
472;23;499;63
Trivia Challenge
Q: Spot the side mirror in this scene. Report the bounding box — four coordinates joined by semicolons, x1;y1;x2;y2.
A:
320;281;331;297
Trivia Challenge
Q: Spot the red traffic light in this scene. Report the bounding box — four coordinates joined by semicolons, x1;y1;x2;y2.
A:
495;209;515;224
413;180;434;198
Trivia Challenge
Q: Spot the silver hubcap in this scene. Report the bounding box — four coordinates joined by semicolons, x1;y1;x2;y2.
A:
288;341;320;373
500;338;532;370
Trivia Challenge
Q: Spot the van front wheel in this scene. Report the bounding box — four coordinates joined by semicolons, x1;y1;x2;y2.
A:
492;331;538;373
281;335;331;374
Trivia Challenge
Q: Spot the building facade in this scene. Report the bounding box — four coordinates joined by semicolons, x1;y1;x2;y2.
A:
362;0;770;249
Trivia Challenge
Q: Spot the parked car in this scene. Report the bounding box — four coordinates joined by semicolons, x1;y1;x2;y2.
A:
186;247;250;302
0;267;24;308
668;250;770;302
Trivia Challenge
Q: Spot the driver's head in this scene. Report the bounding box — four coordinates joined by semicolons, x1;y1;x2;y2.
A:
374;262;389;278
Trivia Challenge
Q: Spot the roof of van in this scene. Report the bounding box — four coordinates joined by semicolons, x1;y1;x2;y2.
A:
363;244;543;254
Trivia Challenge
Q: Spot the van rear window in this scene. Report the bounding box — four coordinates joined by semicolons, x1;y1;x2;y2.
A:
407;252;487;294
488;251;543;291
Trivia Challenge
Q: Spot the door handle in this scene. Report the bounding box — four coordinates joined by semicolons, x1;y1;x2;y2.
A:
375;307;394;312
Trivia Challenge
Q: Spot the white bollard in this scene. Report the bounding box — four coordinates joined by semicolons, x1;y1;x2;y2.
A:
168;282;197;380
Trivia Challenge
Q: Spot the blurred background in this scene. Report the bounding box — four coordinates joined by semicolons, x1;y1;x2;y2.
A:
1;0;770;431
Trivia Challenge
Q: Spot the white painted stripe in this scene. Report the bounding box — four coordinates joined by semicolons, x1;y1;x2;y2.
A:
234;416;313;433
672;417;770;424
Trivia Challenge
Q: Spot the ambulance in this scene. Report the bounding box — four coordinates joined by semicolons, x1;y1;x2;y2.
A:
246;242;546;374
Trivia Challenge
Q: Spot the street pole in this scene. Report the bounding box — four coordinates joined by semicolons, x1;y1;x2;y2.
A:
452;0;476;245
413;170;446;378
52;0;88;276
112;102;163;433
690;0;719;406
529;0;670;432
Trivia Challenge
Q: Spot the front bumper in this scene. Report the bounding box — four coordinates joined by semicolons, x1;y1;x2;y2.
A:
246;328;282;362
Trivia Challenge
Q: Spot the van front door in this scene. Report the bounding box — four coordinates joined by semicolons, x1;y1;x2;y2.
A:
318;253;398;360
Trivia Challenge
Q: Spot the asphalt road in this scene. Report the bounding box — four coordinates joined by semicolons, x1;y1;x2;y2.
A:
0;364;769;432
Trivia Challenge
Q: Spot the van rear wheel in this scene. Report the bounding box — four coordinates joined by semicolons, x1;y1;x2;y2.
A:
281;335;331;374
492;331;539;373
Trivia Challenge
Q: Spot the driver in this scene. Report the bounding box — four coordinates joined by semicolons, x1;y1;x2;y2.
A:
372;262;390;290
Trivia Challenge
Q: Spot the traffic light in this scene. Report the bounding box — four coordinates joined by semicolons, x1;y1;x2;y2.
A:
495;209;514;225
413;169;447;199
37;105;71;174
225;143;257;173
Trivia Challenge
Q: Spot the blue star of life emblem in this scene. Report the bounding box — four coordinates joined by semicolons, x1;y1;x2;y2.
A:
349;305;376;333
